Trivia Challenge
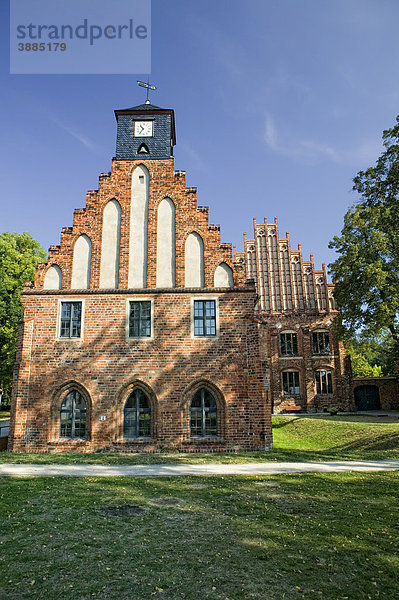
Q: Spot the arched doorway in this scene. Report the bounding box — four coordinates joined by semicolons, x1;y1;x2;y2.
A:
354;385;381;411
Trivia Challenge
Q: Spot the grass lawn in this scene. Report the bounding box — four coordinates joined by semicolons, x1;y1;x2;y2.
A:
0;472;398;600
0;415;398;464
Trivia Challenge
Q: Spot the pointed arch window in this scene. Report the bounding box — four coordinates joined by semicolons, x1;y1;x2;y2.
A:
124;389;151;438
190;388;217;437
60;390;86;439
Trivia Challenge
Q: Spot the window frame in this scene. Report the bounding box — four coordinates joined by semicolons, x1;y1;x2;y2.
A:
190;297;219;339
190;388;218;438
315;369;333;395
126;297;154;340
57;299;85;340
282;370;300;396
123;388;152;439
312;330;331;355
59;389;87;439
280;331;298;356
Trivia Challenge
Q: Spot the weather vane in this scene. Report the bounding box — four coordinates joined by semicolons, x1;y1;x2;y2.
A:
137;79;157;104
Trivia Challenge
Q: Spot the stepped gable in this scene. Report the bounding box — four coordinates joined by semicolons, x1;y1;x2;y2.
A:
32;160;245;291
234;216;336;315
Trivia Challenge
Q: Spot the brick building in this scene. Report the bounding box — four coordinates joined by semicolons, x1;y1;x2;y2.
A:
235;219;352;414
8;101;351;454
8;102;271;453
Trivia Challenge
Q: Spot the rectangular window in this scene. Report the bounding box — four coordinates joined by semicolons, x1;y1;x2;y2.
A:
194;300;216;337
312;332;330;355
60;302;82;338
129;301;151;337
280;332;298;356
282;371;300;395
315;370;333;394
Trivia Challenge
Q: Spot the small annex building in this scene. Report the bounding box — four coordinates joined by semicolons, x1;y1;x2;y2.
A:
8;101;351;454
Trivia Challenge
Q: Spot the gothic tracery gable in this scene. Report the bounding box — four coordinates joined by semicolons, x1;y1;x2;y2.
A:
242;216;332;315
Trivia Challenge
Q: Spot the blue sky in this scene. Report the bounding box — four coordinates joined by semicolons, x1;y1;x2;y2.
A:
1;0;399;276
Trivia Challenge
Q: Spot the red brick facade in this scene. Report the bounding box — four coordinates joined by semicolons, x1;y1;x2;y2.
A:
353;377;399;411
8;102;351;453
8;121;271;452
234;218;352;413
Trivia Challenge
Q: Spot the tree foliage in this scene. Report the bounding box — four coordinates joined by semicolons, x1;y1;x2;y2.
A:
329;117;399;368
347;346;383;378
0;232;46;404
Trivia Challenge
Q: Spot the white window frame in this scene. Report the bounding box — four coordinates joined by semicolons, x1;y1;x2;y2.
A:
190;297;219;339
126;297;154;341
56;298;85;341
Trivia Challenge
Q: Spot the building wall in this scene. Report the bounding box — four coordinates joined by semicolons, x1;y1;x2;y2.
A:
33;159;244;291
353;377;399;411
9;288;270;453
8;153;270;453
258;315;352;413
234;218;352;413
8;105;353;452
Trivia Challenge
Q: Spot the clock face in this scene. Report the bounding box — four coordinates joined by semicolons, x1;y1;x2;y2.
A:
134;120;153;137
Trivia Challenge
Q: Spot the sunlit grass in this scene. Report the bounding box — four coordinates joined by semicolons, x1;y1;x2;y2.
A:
0;472;398;599
1;414;398;464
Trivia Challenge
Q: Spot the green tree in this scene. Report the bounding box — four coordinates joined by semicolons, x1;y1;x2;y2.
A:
0;232;46;405
329;117;399;369
351;331;397;376
347;348;383;378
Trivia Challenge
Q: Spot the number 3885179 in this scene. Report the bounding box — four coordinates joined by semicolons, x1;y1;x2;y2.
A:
18;43;67;51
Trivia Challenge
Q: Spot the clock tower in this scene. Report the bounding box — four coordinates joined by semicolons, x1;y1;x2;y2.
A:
114;102;176;160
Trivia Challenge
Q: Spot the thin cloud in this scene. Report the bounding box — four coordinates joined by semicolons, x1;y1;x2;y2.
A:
264;113;339;164
264;113;385;167
49;115;101;152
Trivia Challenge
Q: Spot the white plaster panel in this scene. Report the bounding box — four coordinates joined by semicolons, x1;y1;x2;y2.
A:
100;199;121;289
185;232;204;287
44;265;62;290
156;197;176;287
128;165;149;288
71;234;92;289
214;263;233;287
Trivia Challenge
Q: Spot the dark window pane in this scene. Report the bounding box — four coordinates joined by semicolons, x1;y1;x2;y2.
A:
139;412;151;437
190;388;218;437
60;302;82;338
124;409;137;438
129;301;151;337
205;411;217;436
194;302;203;317
60;410;72;437
190;410;202;437
313;332;330;354
194;301;216;337
138;390;149;409
194;320;204;336
61;303;71;319
59;390;86;439
205;301;215;316
204;390;216;408
282;371;300;395
280;333;298;356
191;390;202;408
124;389;151;438
315;370;332;394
